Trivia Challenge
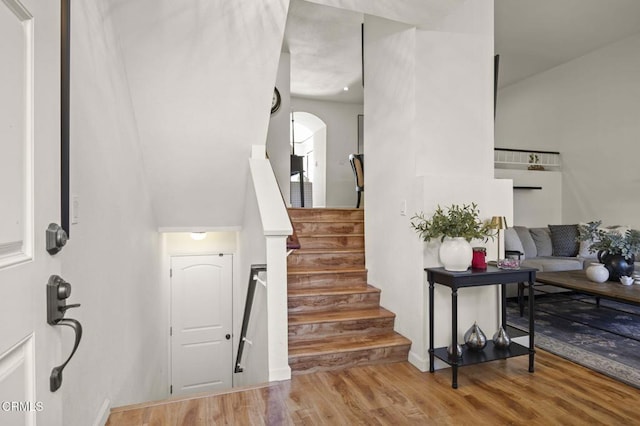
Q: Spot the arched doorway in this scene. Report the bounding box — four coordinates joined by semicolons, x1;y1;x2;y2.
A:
291;111;327;207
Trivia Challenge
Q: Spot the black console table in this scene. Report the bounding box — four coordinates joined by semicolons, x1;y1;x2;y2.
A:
426;266;537;388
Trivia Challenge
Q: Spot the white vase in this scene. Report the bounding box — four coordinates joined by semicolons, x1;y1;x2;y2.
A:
439;237;473;271
586;262;609;283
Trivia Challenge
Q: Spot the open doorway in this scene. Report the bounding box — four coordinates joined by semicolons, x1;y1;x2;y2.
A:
290;111;327;207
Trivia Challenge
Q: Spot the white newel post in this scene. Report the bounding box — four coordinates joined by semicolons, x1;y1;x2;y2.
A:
265;235;291;381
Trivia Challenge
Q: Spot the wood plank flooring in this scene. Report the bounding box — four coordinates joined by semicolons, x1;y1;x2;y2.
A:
107;350;640;425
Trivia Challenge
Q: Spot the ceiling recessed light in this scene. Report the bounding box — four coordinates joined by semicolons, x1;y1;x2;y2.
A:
343;86;349;91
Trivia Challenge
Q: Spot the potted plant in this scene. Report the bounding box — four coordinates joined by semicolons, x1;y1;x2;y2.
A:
527;153;545;171
411;203;494;271
578;221;640;281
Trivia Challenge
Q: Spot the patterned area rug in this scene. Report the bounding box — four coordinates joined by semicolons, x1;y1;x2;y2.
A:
507;292;640;389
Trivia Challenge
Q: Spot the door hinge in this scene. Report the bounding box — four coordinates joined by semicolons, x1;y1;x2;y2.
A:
170;326;172;336
170;385;173;394
169;268;172;278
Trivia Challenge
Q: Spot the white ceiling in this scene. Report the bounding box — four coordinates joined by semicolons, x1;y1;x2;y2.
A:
496;0;640;88
285;0;364;103
287;0;640;101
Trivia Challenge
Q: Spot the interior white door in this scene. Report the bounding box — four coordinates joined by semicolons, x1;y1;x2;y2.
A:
171;254;233;396
0;0;64;425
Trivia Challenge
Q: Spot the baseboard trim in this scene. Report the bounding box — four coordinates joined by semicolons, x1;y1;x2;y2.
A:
409;349;449;371
408;350;428;372
269;366;292;382
93;399;111;426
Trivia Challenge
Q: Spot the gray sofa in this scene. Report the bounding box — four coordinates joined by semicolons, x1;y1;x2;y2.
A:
503;225;599;303
504;225;596;272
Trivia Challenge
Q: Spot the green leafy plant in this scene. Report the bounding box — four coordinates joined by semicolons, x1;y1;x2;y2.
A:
410;203;494;242
578;221;640;260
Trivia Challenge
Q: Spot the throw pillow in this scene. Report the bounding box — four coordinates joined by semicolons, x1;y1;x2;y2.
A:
514;226;537;259
504;228;525;258
530;228;553;256
548;224;579;257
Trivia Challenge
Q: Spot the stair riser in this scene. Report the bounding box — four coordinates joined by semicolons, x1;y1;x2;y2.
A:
289;344;411;374
288;271;368;290
288;252;365;269
289;317;395;343
289;209;363;222
288;292;380;314
296;235;364;250
293;222;364;235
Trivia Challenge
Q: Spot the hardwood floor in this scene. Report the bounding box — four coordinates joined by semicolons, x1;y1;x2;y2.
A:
107;350;639;425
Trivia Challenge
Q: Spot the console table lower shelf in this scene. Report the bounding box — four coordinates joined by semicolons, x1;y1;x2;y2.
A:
433;340;529;367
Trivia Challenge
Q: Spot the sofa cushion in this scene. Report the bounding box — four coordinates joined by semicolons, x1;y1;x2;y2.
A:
521;256;584;272
504;228;525;257
530;227;553;256
548;224;579;257
514;226;537;259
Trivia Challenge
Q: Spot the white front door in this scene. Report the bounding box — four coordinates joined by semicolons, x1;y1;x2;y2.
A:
170;255;233;396
0;0;65;425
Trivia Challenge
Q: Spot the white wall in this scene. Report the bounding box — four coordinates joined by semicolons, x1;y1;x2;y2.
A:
110;0;290;229
235;177;269;387
495;169;562;227
61;1;164;424
496;32;640;229
267;53;292;204
364;0;510;371
291;98;363;207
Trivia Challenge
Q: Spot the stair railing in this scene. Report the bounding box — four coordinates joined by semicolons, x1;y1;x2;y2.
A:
265;150;300;251
235;264;267;373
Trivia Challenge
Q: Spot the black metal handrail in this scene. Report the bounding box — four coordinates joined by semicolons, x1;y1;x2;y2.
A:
495;147;560;155
235;264;267;373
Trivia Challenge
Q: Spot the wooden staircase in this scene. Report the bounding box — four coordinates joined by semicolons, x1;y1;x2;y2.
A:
287;208;411;374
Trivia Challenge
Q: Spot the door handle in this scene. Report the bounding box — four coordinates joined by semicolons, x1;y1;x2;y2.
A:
50;318;82;392
46;275;82;392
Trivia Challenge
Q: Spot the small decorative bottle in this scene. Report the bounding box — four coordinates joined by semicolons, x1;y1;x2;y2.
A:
447;343;463;360
464;322;487;351
493;326;512;349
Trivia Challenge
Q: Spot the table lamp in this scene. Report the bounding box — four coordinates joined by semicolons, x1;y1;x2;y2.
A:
490;216;508;261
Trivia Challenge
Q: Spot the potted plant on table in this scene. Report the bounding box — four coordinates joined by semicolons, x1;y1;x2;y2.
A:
578;221;640;281
411;203;494;271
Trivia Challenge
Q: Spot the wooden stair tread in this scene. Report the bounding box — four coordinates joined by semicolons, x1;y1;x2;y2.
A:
288;285;379;298
288;265;366;273
288;307;394;325
291;248;364;254
289;333;411;357
288;267;367;276
291;218;364;228
288;208;362;211
296;233;364;237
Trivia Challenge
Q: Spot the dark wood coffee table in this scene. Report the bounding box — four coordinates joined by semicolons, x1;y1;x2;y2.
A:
534;270;640;307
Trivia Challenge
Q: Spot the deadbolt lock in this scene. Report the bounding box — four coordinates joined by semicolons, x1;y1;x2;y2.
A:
46;223;68;255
